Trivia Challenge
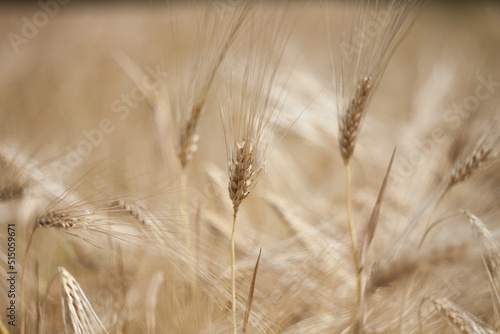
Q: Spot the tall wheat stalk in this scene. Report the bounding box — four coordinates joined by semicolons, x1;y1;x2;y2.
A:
219;7;292;332
170;3;253;290
325;0;424;318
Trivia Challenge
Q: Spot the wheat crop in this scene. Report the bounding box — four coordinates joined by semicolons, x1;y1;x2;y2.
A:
0;1;500;333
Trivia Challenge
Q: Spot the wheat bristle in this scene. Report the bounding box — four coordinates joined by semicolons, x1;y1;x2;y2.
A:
107;199;147;225
178;103;204;169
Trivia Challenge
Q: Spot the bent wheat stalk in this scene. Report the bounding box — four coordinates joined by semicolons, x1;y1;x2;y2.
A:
419;122;499;246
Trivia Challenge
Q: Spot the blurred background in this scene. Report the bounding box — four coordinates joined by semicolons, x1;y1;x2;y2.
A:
1;1;500;333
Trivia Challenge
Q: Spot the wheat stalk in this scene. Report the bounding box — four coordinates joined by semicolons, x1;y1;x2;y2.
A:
418;121;499;247
325;2;425;319
219;6;293;332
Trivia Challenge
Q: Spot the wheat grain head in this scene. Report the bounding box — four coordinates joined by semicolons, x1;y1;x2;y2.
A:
425;297;494;334
59;267;108;334
326;0;425;163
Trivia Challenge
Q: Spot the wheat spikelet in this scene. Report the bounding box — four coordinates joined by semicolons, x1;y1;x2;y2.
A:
178;102;204;168
218;7;294;332
0;182;25;201
158;2;252;170
33;202;146;247
327;0;424;164
464;212;500;308
446;119;499;190
0;144;83;208
426;297;494;334
228;138;259;215
448;147;492;189
220;10;291;215
36;211;83;230
105;199;147;225
325;1;425;315
339;76;372;163
0;148;28;201
59;267;108;334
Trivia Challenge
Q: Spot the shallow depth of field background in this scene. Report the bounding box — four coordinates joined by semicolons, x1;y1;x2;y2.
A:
1;1;500;333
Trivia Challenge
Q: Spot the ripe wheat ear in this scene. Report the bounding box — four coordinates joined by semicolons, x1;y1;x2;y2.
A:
219;5;296;331
59;267;108;334
325;0;425;320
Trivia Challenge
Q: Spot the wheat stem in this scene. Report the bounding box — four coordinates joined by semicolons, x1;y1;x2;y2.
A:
180;171;197;293
418;186;450;249
231;211;238;334
345;163;361;309
20;226;36;334
181;171;190;247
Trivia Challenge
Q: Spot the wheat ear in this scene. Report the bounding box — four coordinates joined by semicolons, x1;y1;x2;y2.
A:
229;139;259;216
228;139;253;333
421;127;498;246
0;150;28;201
337;79;373;311
424;297;494;334
227;138;262;334
106;199;147;225
177;3;251;169
59;267;108;334
339;77;372;164
465;212;500;308
339;77;373;308
448;147;492;190
176;5;252;294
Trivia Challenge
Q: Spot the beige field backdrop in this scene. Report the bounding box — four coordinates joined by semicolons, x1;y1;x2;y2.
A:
1;1;500;333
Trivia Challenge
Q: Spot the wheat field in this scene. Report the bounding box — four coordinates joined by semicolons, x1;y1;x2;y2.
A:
1;1;500;333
